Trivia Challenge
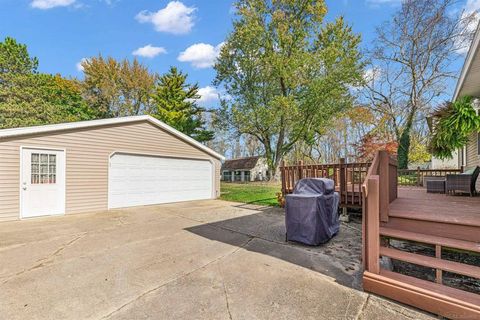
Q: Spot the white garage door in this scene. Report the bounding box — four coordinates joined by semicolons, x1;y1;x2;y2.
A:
108;153;213;209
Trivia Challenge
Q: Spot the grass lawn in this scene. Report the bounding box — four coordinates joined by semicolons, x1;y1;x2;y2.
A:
220;182;281;206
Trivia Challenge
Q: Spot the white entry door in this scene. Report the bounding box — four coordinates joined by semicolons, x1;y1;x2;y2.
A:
108;154;213;209
21;148;66;218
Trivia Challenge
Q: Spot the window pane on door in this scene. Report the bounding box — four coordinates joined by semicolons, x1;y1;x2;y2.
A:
40;164;48;174
31;153;57;184
31;163;39;174
40;154;48;163
31;174;39;184
40;174;48;184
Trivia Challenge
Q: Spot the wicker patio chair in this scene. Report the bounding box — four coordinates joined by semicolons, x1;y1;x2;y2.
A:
446;166;480;197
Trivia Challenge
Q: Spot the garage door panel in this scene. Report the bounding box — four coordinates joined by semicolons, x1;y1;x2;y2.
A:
108;154;213;209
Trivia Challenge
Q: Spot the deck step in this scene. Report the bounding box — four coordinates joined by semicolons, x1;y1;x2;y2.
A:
379;246;480;279
383;217;480;242
380;227;480;253
363;269;480;318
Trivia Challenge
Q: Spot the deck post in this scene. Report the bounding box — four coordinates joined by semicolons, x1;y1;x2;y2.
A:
379;151;389;222
339;158;346;205
435;244;442;284
366;175;380;274
297;160;304;180
280;161;286;196
417;166;421;186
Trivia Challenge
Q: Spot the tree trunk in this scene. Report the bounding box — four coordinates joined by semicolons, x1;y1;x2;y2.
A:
397;129;411;169
397;110;415;169
268;164;278;182
267;154;282;182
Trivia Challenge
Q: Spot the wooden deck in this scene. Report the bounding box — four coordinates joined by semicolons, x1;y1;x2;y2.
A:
280;160;369;208
362;151;480;319
385;187;480;243
391;187;480;227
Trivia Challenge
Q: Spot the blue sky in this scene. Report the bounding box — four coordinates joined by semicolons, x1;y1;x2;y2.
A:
0;0;476;105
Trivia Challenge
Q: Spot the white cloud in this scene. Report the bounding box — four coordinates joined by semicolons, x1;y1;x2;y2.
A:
135;1;196;35
363;67;382;85
465;0;480;14
456;0;480;54
76;58;89;72
196;86;219;104
178;42;224;68
132;45;167;58
463;0;480;34
31;0;75;9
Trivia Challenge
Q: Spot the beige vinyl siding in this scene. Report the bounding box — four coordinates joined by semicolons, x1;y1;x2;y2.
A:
0;120;221;222
465;131;480;191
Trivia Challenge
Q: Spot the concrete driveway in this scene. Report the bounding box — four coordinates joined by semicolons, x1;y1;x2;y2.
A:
0;200;433;320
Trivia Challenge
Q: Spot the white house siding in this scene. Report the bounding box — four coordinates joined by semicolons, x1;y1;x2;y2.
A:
466;131;480;191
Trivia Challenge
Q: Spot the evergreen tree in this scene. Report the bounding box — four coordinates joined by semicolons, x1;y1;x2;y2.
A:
0;73;97;128
149;67;214;142
0;37;38;74
0;37;96;128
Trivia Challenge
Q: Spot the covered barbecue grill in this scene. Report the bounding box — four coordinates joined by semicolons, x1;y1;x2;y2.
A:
285;178;340;245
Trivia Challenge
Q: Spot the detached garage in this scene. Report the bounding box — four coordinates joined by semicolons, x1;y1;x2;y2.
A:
0;115;224;221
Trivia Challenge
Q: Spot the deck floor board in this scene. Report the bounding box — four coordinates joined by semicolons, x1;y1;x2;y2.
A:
390;187;480;227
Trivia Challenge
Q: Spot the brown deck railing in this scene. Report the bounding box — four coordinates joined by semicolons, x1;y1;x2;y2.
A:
280;159;370;207
362;150;397;272
397;168;462;186
362;151;480;319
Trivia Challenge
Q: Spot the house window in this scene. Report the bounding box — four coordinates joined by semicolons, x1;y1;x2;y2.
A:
31;153;56;184
234;171;242;182
223;171;232;181
478;133;480;156
244;171;251;182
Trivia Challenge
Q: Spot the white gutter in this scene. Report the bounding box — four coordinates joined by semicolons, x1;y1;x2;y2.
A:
452;22;480;101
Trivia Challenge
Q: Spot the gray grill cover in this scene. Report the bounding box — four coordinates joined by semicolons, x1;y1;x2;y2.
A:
285;178;340;245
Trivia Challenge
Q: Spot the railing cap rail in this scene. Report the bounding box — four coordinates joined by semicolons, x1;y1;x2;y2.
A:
280;162;371;168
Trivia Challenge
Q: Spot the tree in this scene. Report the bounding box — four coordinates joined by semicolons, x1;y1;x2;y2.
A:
149;66;214;142
0;37;96;128
363;0;476;168
0;73;96;128
292;106;377;163
353;132;398;162
81;56;156;118
0;37;38;74
215;0;363;179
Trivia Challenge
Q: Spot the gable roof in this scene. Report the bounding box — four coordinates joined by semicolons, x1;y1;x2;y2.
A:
0;115;225;160
453;22;480;101
222;156;261;170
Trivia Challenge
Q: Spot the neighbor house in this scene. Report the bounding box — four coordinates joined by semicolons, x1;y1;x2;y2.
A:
221;156;269;182
452;23;480;190
431;151;459;169
0;115;224;222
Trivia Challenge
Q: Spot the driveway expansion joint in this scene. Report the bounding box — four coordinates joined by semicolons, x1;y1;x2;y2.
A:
99;237;254;320
0;233;86;286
